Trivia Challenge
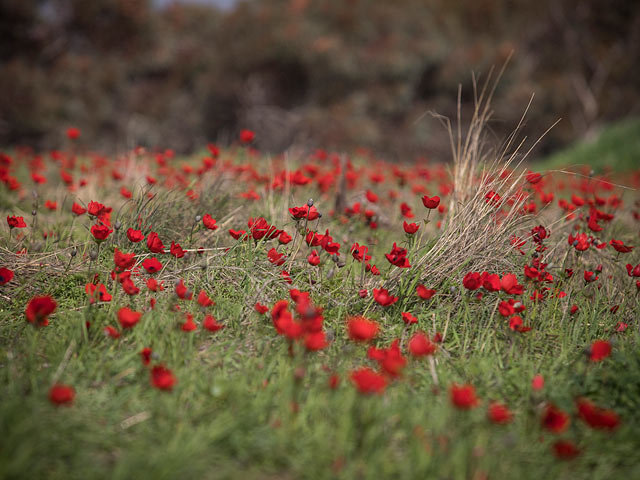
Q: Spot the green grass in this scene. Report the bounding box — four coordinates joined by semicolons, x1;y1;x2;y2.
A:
1;149;639;479
535;117;640;173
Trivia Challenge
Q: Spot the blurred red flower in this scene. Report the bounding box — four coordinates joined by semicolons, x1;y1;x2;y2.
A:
151;365;176;391
203;214;218;230
203;314;224;332
127;228;145;243
146;232;165;253
373;288;399;307
589;340;611;362
350;367;387;395
487;402;513;424
49;384;75;406
450;383;479;410
347;316;379;342
408;332;436;357
118;307;142;329
0;267;14;285
7;215;26;229
541;404;570;433
239;129;255;144
66;127;80;140
25;295;57;326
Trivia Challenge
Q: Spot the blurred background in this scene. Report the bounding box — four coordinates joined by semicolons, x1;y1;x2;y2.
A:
1;0;639;161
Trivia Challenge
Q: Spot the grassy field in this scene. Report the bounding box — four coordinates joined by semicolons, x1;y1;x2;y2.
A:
534;117;640;173
1;125;640;479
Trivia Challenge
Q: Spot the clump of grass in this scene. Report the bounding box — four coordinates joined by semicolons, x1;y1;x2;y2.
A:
413;66;557;287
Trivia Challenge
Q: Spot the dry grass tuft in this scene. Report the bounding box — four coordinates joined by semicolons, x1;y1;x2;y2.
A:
412;64;558;287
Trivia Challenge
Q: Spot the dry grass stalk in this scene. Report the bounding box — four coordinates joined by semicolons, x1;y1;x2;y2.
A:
412;65;558;287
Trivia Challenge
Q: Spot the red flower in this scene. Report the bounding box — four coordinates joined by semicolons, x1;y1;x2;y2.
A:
462;272;482;290
307;250;321;266
103;325;120;338
589;340;611;362
66;127;80;140
532;374;544;391
610;239;633;253
401;312;417;325
146;232;165;253
508;315;531;333
255;302;268;314
501;273;523;295
403;221;420;234
525;171;542;184
368;340;406;377
289;205;320;221
304;331;328;351
350;367;387;395
229;229;247;240
498;300;515;317
146;278;163;292
0;267;14;285
351;243;371;263
249;217;279;241
71;203;86;216
416;285;436;300
203;314;224;332
120;187;132;199
126;228;145;243
408;332;436;357
239;129;255;144
365;190;378;203
347;316;379;342
372;288;399;307
267;248;285;266
49;384;75;406
25;295;57;326
175;279;193;300
400;202;414;218
197;290;215;307
385;243;411;268
482;273;501;292
583;270;598;283
552;440;580;460
203;214;218;230
626;263;640;277
422;195;440;209
576;398;620;430
181;314;197;332
118;307;142;329
450;383;479;410
541;404;570;433
488;402;513;424
281;270;293;284
85;283;111;303
121;277;139;296
151;365;176;391
278;231;292;244
90;223;113;242
140;347;152;366
169;241;185;259
113;248;136;271
87;201;106;217
7;215;27;229
142;257;162;274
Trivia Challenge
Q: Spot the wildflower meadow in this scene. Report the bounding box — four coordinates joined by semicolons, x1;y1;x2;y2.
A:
1;92;639;479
